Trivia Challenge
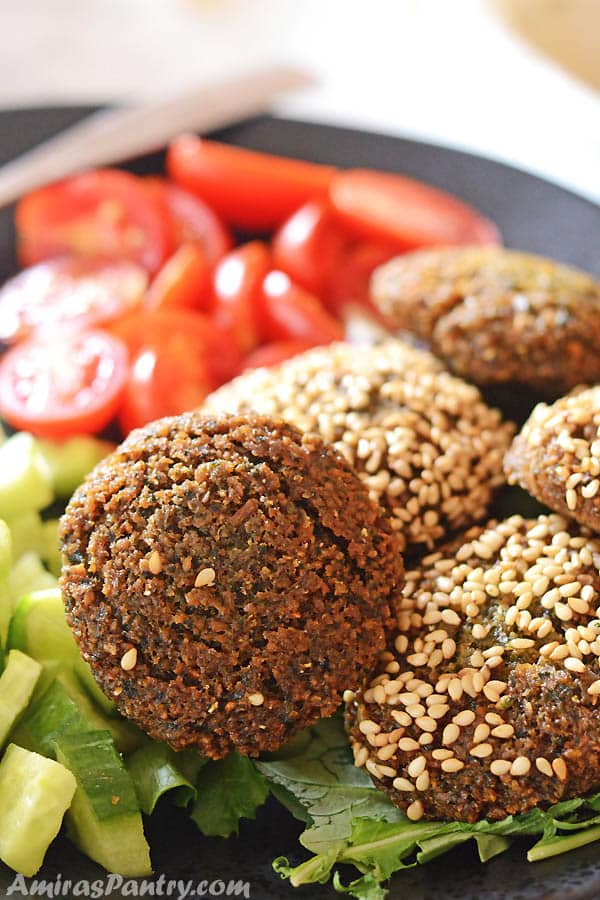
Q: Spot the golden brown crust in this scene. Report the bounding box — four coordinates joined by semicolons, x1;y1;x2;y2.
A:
60;413;404;758
371;247;600;393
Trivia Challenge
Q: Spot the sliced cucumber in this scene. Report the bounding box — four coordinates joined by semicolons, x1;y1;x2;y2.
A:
0;433;53;519
0;519;11;579
38;436;113;498
8;555;57;609
40;519;62;577
5;510;45;563
14;678;95;756
0;743;76;877
0;649;42;747
55;730;152;876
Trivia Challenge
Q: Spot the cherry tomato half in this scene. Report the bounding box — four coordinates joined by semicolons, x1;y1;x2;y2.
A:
16;169;173;274
111;308;243;388
167;136;336;231
243;340;315;371
212;242;270;353
0;256;148;344
272;201;346;296
329;169;501;249
145;242;212;312
0;329;128;438
259;271;344;346
119;342;213;434
324;240;398;318
145;177;232;265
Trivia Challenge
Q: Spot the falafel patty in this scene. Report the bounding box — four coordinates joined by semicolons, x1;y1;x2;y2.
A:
371;246;600;394
506;386;600;533
60;413;404;758
205;340;514;554
346;514;600;823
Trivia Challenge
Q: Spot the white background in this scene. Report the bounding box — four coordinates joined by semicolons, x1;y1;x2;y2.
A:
1;0;599;203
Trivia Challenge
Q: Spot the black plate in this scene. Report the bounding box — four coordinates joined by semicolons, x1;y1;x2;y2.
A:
1;108;599;900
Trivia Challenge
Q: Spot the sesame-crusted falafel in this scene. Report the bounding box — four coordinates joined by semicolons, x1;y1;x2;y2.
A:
205;341;514;555
346;514;600;823
506;386;600;533
60;413;404;759
371;246;600;394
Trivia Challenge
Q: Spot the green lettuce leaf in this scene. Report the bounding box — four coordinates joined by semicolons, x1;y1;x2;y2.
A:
191;752;269;838
127;742;204;815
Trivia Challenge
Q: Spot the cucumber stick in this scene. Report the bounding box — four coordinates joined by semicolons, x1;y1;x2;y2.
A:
0;650;42;746
0;433;53;519
8;555;57;609
37;436;112;498
55;730;152;877
14;678;95;756
0;744;76;876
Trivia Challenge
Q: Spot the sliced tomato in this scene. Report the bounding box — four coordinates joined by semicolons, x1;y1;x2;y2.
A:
271;200;346;296
329;169;501;249
324;240;398;318
212;241;270;353
259;271;344;345
0;329;128;438
167;136;336;231
110;308;243;388
145;178;232;265
145;242;212;311
243;340;315;371
16;169;173;274
0;256;147;344
119;343;213;434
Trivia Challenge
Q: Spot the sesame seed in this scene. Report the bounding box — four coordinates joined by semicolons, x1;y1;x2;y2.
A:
565;657;586;673
568;597;589;615
588;680;600;695
535;757;553;777
248;692;265;706
378;764;397;778
490;760;512;776
453;710;476;727
393;776;414;792
407;756;427;778
343;690;355;703
398;737;420;751
448;678;463;701
406;800;424;821
432;748;454;760
510;638;535;650
377;743;398;761
406;703;427;718
366;760;383;779
552;758;568;781
407;653;429;667
415;771;430;791
419;733;434;746
428;704;450;719
473;724;490;743
566;489;578;511
359;720;381;735
394;634;409;654
441;609;461;626
491;724;514;739
416;716;437;733
195;567;216;588
147;550;162;574
510;756;531;776
470;743;493;758
441;758;465;773
120;648;137;671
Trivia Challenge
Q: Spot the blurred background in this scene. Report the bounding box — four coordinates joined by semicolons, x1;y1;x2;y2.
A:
0;0;599;201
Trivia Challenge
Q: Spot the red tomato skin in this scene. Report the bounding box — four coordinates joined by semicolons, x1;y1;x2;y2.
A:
324;240;399;319
271;201;346;296
243;340;316;371
167;136;337;231
118;344;213;434
145;177;232;265
212;241;270;353
110;308;243;388
0;256;148;344
16;169;173;274
0;329;128;439
329;169;501;249
259;271;345;345
145;242;212;312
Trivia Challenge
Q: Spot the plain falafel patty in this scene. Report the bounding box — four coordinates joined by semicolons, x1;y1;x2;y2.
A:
206;340;514;554
371;246;600;394
60;413;405;758
506;387;600;534
346;514;600;823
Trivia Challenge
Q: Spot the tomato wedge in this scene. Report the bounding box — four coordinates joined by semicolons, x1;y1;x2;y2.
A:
111;308;243;387
16;169;173;273
119;343;213;434
167;136;336;231
145;242;212;311
212;242;270;353
324;240;398;317
329;169;501;249
243;340;315;371
259;271;344;345
272;201;346;296
0;257;147;344
145;178;232;265
0;329;128;438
